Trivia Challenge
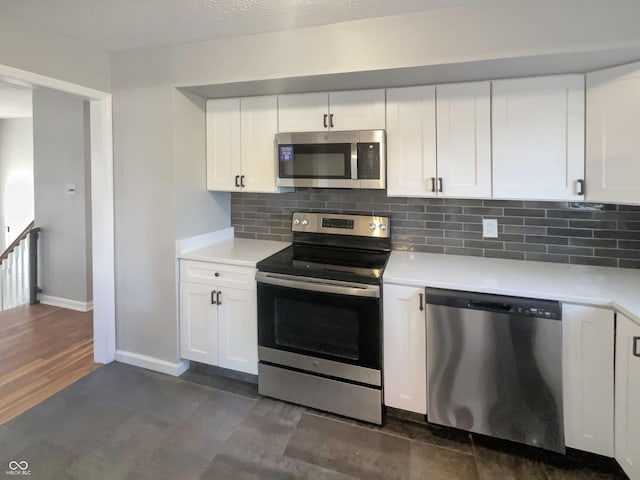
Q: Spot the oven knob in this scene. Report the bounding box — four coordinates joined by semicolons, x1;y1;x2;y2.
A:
302;219;309;226
293;218;300;225
369;222;377;231
379;224;387;231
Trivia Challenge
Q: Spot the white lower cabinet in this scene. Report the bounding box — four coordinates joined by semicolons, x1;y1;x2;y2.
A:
562;304;614;456
179;260;258;375
615;313;640;480
383;284;427;414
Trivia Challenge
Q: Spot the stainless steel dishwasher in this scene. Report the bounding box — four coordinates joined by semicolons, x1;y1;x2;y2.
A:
426;288;564;453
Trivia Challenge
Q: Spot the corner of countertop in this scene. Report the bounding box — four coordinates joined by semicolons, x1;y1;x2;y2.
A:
176;227;234;255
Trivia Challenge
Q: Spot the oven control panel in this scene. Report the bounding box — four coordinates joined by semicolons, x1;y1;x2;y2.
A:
291;212;389;238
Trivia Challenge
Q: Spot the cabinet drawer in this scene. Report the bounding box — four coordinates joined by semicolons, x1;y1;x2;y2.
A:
180;260;255;289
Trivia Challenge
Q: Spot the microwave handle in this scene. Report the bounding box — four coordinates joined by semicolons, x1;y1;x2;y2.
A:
351;142;358;180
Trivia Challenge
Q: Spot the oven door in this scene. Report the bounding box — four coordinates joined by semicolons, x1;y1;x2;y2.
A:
256;272;381;385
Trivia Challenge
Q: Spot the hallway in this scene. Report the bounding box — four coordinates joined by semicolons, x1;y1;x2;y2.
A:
0;304;99;424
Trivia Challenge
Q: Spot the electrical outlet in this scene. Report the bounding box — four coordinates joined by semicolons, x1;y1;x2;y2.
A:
483;218;498;238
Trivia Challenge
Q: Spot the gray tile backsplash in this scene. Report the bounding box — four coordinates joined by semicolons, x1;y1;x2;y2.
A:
231;189;640;269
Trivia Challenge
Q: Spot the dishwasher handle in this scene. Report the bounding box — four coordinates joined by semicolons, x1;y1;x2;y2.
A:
467;300;513;313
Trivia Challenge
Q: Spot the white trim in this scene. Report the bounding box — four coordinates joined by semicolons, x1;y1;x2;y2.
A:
0;63;116;366
40;295;93;312
115;350;190;377
176;227;234;255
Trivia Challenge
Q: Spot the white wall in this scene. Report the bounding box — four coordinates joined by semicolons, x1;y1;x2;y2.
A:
33;88;92;305
0;117;34;252
0;8;110;92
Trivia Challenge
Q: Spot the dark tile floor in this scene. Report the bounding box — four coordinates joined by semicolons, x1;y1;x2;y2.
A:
0;362;627;480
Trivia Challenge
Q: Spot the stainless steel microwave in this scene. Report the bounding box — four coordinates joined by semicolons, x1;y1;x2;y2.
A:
275;130;386;189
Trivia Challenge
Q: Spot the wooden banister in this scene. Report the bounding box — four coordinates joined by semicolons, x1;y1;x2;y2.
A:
0;221;34;265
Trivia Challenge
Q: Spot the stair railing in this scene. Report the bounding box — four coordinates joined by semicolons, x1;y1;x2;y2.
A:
0;221;40;311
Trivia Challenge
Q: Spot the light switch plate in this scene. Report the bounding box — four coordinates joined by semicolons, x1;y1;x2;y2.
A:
483;218;498;238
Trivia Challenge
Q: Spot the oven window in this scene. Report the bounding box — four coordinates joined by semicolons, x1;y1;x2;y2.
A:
274;298;359;360
279;143;351;178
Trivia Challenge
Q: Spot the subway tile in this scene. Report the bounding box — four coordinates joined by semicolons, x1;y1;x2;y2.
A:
326;202;357;210
388;204;423;212
426;206;464;214
425;222;463;231
526;236;568;245
503;225;547;235
243;226;270;234
463;224;484;232
569;237;618;248
465;239;505;250
257;206;285;214
593;210;640;221
568;220;617;230
618;240;640;250
388;212;408;220
484;199;524;208
618;204;640;211
524;201;570;209
410;245;446;254
547;209;594;219
463;207;504;216
445;231;483;240
503;208;545;217
570;201;614;210
594;230;640;239
443;198;484;206
498;217;526;226
392;220;427;229
392;227;440;237
570;256;618;267
444;214;483;224
485;250;526;261
505;242;547;253
426;238;464;247
620;259;640;269
444;247;483;257
392;236;427;245
407;213;444;221
269;228;292;236
525;253;570;264
255;219;285;227
495;233;525;243
233;218;257;226
547;228;593;238
524;218;568;227
595;248;640;259
617;221;640;231
256;234;285;241
547;245;594;256
235;231;256;240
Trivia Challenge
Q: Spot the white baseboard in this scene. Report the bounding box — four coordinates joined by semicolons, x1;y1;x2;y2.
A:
40;295;93;312
115;350;190;377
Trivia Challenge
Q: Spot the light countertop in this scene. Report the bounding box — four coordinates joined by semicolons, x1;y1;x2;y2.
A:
178;233;290;268
384;251;640;325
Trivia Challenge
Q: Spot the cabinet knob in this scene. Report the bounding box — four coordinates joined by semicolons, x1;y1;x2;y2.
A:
214;272;220;277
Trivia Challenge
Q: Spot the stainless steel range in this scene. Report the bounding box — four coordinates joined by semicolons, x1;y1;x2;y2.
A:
256;212;391;424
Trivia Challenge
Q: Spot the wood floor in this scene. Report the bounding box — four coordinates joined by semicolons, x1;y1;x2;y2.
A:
0;303;100;425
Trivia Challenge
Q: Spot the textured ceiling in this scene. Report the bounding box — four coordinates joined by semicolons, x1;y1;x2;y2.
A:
0;0;468;52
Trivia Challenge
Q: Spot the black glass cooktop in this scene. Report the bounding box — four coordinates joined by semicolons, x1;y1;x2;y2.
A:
256;244;391;285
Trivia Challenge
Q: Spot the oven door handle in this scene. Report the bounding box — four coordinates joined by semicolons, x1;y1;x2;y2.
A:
256;271;380;298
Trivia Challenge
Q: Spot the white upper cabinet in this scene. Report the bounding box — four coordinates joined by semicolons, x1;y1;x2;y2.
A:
383;284;427;414
562;304;614;457
278;89;385;133
587;62;640;205
278;92;329;133
386;82;491;198
206;98;240;191
207;96;285;193
328;90;386;131
492;75;585;200
615;313;640;480
240;96;279;193
386;85;437;197
436;81;492;198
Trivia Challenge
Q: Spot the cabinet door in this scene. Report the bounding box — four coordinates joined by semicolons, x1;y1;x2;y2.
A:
383;284;427;414
206;98;241;191
436;82;492;198
386;86;437;197
240;96;279;193
278;92;329;133
179;282;218;365
217;287;258;375
562;305;614;456
587;62;640;204
615;313;640;479
328;89;386;131
492;75;585;200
